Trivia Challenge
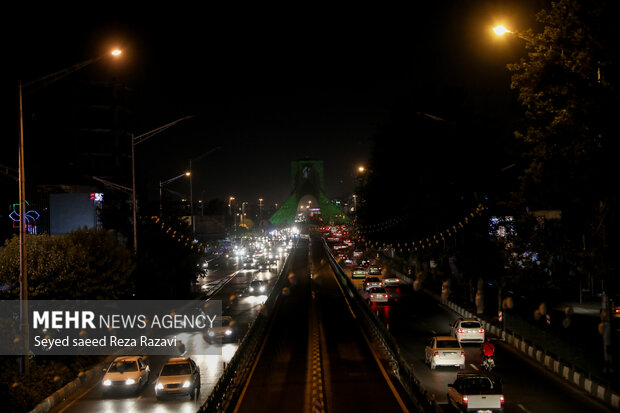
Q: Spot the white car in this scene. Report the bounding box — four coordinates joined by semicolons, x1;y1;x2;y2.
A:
368;287;389;303
101;356;150;396
425;336;465;369
203;316;236;343
451;318;485;343
382;275;401;286
363;277;383;291
155;357;201;400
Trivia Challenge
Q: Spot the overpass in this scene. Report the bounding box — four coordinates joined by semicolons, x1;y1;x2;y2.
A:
200;230;421;412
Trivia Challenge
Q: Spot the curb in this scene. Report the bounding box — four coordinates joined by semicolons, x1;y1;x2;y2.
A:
28;362;105;413
444;297;620;411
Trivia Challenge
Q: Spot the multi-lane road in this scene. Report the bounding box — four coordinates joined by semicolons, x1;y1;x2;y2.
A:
50;247;287;413
49;230;615;412
346;254;615;413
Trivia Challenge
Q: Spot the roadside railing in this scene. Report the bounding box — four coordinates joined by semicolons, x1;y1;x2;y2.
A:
198;246;295;413
322;238;441;413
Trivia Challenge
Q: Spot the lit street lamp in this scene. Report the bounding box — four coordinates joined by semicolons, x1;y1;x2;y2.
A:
160;172;191;217
130;115;194;254
189;147;220;234
16;48;122;374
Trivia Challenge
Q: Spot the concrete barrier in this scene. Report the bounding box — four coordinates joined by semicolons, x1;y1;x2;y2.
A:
432;291;620;411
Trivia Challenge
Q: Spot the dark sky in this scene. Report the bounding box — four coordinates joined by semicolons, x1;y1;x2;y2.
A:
2;2;538;212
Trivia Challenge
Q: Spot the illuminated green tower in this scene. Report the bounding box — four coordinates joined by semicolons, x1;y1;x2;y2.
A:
269;159;348;226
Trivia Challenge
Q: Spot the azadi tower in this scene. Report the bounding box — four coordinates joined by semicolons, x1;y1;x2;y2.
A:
269;159;349;226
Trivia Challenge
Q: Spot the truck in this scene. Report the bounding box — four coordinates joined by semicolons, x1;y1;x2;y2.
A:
447;372;505;412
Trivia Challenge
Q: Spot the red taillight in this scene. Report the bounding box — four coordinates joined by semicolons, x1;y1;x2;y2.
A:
460;351;465;358
457;328;464;334
370;294;375;299
500;395;505;405
383;294;388;298
462;396;468;405
480;328;485;334
433;351;440;358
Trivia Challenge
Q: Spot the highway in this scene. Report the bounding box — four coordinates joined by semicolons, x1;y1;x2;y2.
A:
49;229;615;413
342;253;615;413
49;249;287;413
232;235;412;412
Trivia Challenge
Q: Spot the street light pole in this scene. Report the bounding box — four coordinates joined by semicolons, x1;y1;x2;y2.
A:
16;48;122;374
159;172;191;217
131;115;194;254
17;80;28;374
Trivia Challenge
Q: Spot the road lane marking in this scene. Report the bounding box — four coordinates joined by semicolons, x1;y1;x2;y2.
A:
470;363;479;371
517;403;533;413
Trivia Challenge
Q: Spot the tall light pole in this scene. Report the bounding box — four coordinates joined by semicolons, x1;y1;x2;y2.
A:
258;198;263;229
159;171;191;217
131;115;194;254
17;48;122;374
188;147;220;234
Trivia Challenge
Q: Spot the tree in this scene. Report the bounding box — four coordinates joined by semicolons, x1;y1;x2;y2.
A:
0;228;134;300
507;0;619;293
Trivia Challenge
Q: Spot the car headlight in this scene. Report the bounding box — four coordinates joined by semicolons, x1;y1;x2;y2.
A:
125;378;136;385
182;380;191;388
225;329;232;335
259;286;266;292
103;379;111;386
249;287;254;292
156;383;164;390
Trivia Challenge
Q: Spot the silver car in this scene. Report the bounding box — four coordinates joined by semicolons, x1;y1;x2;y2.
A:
155;357;201;400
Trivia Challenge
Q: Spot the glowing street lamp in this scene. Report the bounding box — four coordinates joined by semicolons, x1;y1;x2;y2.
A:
159;172;191;217
493;25;511;36
16;47;122;374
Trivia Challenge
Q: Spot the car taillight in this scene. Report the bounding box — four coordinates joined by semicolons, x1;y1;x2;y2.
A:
462;396;468;405
500;395;505;405
460;351;465;358
433;351;439;358
370;294;375;299
457;328;464;334
383;294;388;298
480;328;485;333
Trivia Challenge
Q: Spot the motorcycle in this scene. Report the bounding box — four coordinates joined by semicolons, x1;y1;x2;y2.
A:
482;356;495;371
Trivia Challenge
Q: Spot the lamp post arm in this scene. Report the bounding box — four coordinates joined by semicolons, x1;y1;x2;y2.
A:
91;176;133;195
21;55;105;96
133;116;194;146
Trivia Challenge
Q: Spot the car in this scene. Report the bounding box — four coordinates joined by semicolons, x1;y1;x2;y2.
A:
424;336;465;370
352;250;364;258
242;257;255;269
451;317;485;343
363;276;382;292
447;372;504;412
382;275;401;286
204;316;236;343
248;279;267;295
367;266;382;275
101;356;150;396
351;267;366;279
155;357;201;400
368;287;389;303
257;260;270;271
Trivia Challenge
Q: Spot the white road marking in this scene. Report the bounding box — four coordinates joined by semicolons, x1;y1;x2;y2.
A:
470;363;479;371
517;403;533;413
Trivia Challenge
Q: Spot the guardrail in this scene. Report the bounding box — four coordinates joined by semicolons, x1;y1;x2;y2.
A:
198;245;295;413
373;244;620;412
321;238;441;413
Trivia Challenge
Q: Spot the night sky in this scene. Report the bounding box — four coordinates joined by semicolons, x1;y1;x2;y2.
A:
1;2;538;217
